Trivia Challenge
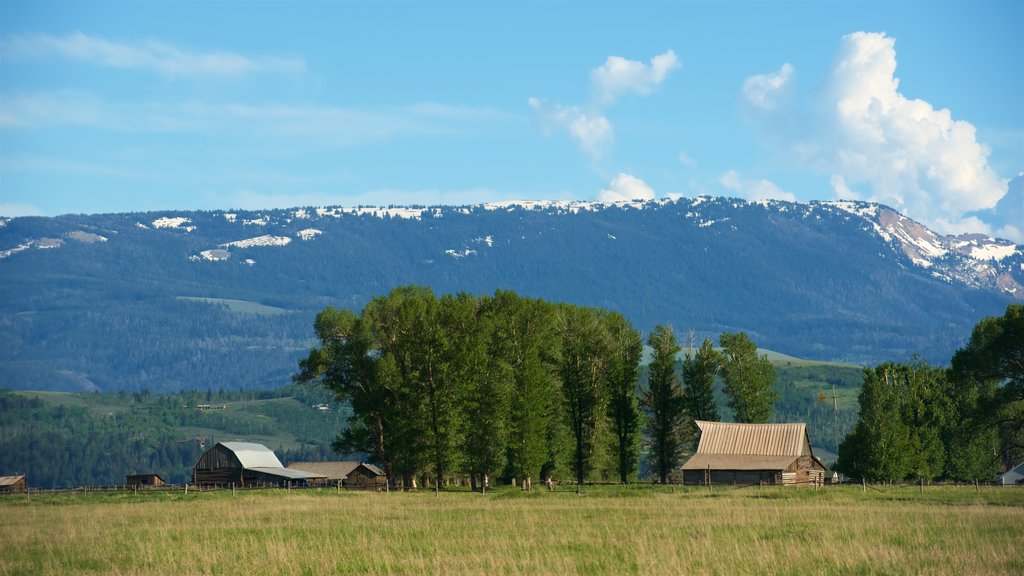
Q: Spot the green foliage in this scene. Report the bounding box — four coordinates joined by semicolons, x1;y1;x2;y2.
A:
719;332;778;423
950;303;1024;468
682;338;720;423
641;326;686;484
0;385;347;488
297;288;645;489
601;312;643;484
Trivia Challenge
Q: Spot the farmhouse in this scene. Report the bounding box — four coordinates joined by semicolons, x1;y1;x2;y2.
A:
287;461;386;488
126;473;165;488
996;462;1023;486
0;475;27;493
192;442;314;486
681;420;827;486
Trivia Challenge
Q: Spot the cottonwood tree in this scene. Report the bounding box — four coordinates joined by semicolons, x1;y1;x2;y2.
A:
558;306;610;489
719;332;778;423
601;311;643;484
835;364;914;482
950;304;1024;469
682;337;720;423
642;325;686;484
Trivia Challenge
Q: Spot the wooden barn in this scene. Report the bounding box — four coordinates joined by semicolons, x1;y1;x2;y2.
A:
287;461;386;488
126;473;165;488
0;475;27;493
681;421;827;487
192;442;314;486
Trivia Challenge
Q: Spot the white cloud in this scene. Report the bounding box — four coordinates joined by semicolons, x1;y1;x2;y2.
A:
719;170;796;202
530;49;677;161
677;151;697;167
745;32;1007;235
1;32;305;76
598;173;656;202
742;63;793;110
0;203;45;217
0;92;505;146
830;174;856;199
591;50;680;105
528;98;612;160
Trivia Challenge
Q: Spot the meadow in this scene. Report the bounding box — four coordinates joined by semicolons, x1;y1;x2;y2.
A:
1;484;1021;575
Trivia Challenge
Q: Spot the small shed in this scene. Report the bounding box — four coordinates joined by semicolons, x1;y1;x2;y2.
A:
0;475;27;493
193;442;315;486
681;421;827;486
126;473;165;488
996;462;1024;486
287;461;386;488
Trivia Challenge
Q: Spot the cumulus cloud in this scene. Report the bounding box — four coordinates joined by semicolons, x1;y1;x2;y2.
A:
598;173;656;202
744;31;1007;235
742;63;793;110
530;49;678;162
677;151;697;167
719;169;796;202
1;32;305;76
591;50;680;105
528;98;613;160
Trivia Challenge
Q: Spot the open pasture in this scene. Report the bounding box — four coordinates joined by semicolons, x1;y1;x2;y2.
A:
1;485;1021;575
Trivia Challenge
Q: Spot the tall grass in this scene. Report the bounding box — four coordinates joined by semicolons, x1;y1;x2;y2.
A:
1;485;1021;575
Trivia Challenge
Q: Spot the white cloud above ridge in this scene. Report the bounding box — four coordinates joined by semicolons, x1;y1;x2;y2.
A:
591;50;680;105
742;63;793;110
743;31;1007;236
597;173;656;202
0;92;504;146
528;98;612;160
719;169;796;202
1;31;305;76
530;50;678;163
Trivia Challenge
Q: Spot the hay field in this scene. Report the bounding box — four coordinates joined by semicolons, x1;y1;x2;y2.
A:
1;485;1021;575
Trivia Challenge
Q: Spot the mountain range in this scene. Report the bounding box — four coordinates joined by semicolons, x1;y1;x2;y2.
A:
1;196;1020;394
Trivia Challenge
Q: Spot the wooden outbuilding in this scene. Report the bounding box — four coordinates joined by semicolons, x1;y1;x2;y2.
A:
193;442;315;486
0;475;27;493
126;473;165;488
681;421;827;486
287;461;386;488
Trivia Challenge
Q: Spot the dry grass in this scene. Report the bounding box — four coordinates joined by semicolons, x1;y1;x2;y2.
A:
1;485;1021;575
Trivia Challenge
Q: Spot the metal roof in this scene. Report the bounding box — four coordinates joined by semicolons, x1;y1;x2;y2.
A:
219;442;285;469
0;475;25;486
692;421;811;456
248;467;314;480
287;461;385;480
681;454;799;471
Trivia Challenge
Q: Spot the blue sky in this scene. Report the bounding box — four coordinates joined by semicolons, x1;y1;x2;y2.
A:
1;1;1021;239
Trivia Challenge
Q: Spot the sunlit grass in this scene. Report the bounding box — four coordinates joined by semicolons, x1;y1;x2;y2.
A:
1;485;1021;575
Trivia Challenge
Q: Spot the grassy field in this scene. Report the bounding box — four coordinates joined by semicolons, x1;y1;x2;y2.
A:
1;485;1021;575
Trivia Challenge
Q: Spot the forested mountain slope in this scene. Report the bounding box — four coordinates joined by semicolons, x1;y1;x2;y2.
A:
1;196;1019;393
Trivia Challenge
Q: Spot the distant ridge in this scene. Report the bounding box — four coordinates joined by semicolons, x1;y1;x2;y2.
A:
1;196;1019;393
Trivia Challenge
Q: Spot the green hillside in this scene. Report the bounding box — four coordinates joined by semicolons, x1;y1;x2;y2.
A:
0;385;351;488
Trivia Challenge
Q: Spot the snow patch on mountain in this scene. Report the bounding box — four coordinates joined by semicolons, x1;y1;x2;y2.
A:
243;216;270;226
190;249;230;262
224;213;237;223
0;242;33;259
222;235;292;248
37;238;63;249
65;231;107;244
445;248;477;259
297;228;322;241
152;217;193;231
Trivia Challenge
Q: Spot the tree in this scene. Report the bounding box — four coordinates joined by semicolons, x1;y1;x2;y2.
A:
601;311;643;484
682;338;720;423
949;304;1024;469
489;291;559;490
642;325;686;484
835;364;913;482
558;306;609;489
719;332;778;423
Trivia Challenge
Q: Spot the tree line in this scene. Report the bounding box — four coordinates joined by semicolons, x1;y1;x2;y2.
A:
295;286;779;489
835;304;1023;482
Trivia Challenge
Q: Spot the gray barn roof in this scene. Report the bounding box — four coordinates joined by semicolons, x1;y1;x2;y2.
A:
219;442;285;468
